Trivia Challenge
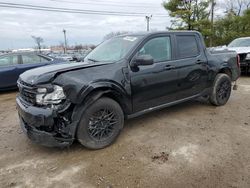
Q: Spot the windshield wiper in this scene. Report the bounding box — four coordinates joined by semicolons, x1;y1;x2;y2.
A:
87;58;99;62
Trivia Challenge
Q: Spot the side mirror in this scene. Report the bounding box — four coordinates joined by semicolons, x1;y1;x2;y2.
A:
131;54;154;67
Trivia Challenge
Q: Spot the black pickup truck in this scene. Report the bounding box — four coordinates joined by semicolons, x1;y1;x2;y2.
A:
16;31;240;149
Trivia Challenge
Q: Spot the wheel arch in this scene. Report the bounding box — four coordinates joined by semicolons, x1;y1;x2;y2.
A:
218;67;232;79
83;87;132;115
72;83;132;122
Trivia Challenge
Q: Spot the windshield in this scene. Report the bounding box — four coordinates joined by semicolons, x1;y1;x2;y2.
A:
85;36;141;62
228;38;250;47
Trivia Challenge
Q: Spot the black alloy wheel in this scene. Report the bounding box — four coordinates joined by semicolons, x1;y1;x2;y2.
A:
216;79;231;102
210;73;232;106
88;108;118;141
77;97;124;149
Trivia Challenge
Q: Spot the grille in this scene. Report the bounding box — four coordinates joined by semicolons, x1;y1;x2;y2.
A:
239;53;247;62
18;79;37;105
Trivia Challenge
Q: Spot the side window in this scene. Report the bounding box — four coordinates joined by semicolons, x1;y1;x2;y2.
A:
22;54;48;64
176;35;199;58
138;36;171;62
0;55;18;67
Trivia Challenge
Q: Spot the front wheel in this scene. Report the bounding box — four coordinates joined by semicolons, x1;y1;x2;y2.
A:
77;97;124;149
209;73;232;106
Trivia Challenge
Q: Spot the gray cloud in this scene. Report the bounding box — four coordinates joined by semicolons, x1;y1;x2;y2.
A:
0;0;170;50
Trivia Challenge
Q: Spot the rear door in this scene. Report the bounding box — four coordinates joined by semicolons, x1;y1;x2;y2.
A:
174;34;209;99
0;54;19;89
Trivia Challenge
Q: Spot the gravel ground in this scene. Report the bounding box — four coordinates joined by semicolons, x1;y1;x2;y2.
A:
0;77;250;188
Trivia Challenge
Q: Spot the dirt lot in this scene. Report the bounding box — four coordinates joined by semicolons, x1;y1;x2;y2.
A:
0;77;250;188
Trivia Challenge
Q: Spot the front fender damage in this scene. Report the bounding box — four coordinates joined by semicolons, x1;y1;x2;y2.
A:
51;90;112;145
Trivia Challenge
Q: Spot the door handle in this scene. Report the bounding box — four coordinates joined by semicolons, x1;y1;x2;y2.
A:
164;65;176;70
196;60;206;65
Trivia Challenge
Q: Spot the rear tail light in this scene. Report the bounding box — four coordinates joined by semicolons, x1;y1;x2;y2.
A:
237;55;240;68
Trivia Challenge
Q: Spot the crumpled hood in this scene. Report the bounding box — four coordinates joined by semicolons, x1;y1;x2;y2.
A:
19;62;109;85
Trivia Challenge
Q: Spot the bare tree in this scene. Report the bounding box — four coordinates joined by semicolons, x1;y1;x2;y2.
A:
31;36;44;53
224;0;250;15
237;0;244;15
243;0;250;9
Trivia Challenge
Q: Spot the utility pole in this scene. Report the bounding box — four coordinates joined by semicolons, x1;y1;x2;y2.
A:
210;0;215;47
63;29;67;54
145;15;152;32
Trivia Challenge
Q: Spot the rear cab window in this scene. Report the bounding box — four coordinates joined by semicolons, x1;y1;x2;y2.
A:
176;35;200;59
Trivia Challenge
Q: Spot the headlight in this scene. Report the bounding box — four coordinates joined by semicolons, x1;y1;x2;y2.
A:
36;85;66;105
246;53;250;60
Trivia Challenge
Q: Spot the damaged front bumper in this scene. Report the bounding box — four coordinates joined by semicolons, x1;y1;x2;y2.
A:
16;96;76;147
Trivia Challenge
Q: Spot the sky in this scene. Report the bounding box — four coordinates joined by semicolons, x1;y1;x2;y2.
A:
0;0;231;50
0;0;171;50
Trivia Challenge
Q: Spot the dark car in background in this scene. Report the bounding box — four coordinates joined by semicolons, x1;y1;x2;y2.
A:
0;52;64;90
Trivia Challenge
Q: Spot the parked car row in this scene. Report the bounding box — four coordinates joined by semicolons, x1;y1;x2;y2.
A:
47;51;90;62
0;35;248;92
0;52;66;90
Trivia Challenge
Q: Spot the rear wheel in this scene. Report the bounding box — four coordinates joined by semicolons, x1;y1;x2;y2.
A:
77;97;124;149
209;73;232;106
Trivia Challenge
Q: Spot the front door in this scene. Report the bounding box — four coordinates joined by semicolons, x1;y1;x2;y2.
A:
130;35;179;112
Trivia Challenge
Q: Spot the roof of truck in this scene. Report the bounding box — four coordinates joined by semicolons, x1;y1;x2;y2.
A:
118;30;201;37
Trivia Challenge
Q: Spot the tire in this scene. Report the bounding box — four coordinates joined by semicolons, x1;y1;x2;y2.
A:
209;73;232;106
77;97;124;149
